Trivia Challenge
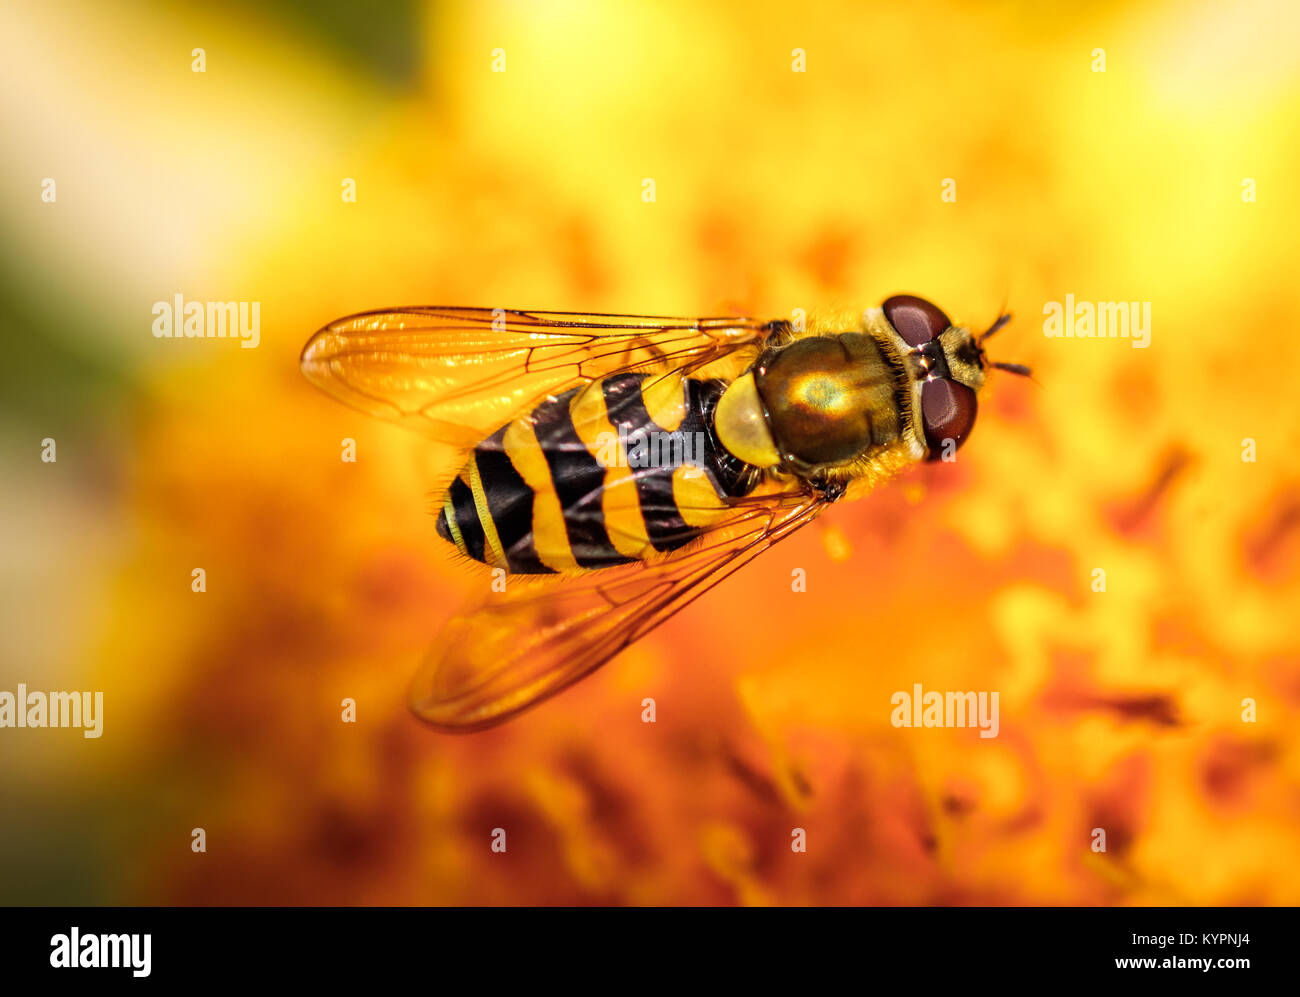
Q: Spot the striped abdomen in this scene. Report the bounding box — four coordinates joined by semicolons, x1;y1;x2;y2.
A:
436;373;758;574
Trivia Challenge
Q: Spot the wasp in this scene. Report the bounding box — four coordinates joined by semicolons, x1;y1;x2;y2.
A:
300;296;1028;731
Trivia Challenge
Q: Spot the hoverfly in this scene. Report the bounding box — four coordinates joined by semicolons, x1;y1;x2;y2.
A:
300;296;1028;731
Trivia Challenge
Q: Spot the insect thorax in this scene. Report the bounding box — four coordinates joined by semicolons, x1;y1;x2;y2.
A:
715;329;915;480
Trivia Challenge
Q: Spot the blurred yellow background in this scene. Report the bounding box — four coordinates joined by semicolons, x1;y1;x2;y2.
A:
2;0;1298;904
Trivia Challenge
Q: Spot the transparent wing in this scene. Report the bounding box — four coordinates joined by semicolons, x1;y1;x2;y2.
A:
300;307;775;447
410;486;828;731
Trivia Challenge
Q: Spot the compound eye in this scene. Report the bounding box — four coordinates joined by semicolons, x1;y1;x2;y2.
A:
921;379;977;459
883;294;951;347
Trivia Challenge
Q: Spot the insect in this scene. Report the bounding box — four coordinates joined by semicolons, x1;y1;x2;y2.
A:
300;296;1029;731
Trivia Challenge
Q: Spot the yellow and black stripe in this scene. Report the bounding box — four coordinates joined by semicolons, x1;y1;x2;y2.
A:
436;374;758;574
436;424;551;573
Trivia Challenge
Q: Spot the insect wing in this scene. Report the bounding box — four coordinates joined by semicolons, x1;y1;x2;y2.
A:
300;307;773;447
410;489;827;731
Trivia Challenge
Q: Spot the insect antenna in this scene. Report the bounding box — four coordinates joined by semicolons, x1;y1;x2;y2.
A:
976;308;1033;379
979;312;1013;344
990;360;1033;377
